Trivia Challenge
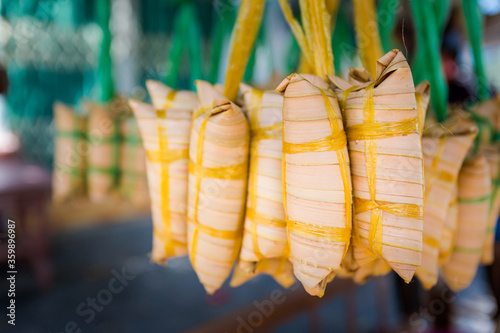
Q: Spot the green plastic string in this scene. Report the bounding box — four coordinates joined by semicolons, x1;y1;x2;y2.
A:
184;3;203;90
208;4;236;84
410;0;448;122
164;4;188;88
412;0;450;90
284;35;300;75
462;0;490;102
377;0;400;53
95;0;114;103
332;0;356;76
434;0;452;33
86;118;121;188
244;14;267;83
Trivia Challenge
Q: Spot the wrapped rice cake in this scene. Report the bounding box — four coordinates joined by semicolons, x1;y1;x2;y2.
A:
187;80;249;294
129;82;197;264
237;83;289;284
416;116;476;289
277;73;352;297
329;50;424;283
442;155;491;291
119;117;149;207
52;102;87;202
86;102;123;202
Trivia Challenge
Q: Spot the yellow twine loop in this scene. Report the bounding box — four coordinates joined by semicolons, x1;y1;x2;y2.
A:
223;0;265;101
353;0;383;78
278;0;334;79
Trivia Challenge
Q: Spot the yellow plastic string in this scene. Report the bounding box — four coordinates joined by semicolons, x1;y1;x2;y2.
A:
251;123;282;141
246;208;286;229
288;220;351;242
187;218;241;240
415;92;425;135
146;149;188;164
278;0;313;69
156;91;178;256
341;86;358;111
346;118;418;141
188;161;247;180
325;0;340;26
278;0;334;78
352;0;383;78
153;228;186;247
423;236;440;249
223;0;265;101
283;131;347;154
354;198;423;221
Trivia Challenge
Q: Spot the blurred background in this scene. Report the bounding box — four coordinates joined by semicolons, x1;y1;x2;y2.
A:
0;0;500;332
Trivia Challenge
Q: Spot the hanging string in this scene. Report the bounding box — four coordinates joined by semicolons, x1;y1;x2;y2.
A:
409;0;448;122
184;4;203;90
95;0;114;103
434;0;452;33
164;3;203;90
278;0;335;79
208;4;235;84
377;0;400;53
411;0;450;87
352;0;383;78
223;0;266;101
332;0;356;76
244;16;267;83
462;0;490;102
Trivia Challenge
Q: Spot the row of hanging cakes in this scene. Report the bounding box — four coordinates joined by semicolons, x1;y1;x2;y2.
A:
128;0;500;296
129;50;499;296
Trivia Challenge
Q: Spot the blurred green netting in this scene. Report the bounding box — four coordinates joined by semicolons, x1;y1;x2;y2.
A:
0;0;238;167
1;0;98;167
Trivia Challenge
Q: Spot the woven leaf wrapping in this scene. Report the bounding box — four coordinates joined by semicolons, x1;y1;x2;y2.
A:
277;73;352;297
442;155;491;291
52;102;87;202
129;81;198;265
329;50;424;283
187;81;249;294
